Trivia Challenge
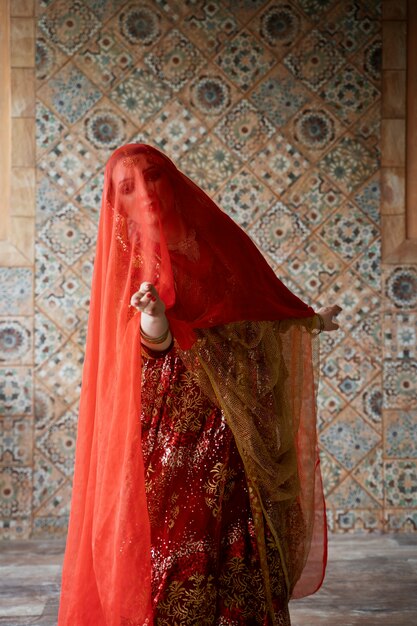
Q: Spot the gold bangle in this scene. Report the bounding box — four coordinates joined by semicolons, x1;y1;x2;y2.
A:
311;314;325;335
140;325;170;344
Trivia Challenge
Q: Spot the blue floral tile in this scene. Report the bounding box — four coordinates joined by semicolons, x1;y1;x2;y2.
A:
385;460;417;507
214;30;277;92
0;417;33;465
288;105;343;161
354;102;381;151
84;0;125;22
36;36;67;85
353;176;380;224
186;70;239;123
214;99;275;160
115;1;170;50
37;408;77;478
384;266;417;310
221;0;268;24
253;134;310;195
385;410;417;458
294;0;337;22
318;448;347;497
326;475;381;509
0;368;33;416
35;242;66;299
317;379;347;430
249;2;307;53
383;359;417;410
284;29;344;92
351;309;382;364
36;271;90;335
384;509;417;532
38;62;102;125
32;450;66;510
39;202;97;266
214;168;276;228
0;269;32;316
109;66;172;125
34;379;62;432
321;0;379;56
74;171;105;224
248;201;309;265
0;319;32;365
249;64;309;129
0;467;32;517
0;518;31;540
320;135;379;194
321;407;380;471
35;309;66;368
332;508;382;532
73;246;96;289
182;2;239;56
353;36;382;85
36;101;66;156
384;312;416;359
39;0;100;55
350;376;383;431
352;446;383;503
36;175;68;227
145;29;205;93
284;170;343;230
36;340;84;405
32;516;69;537
36;481;73;517
178;136;241;192
352;239;381;291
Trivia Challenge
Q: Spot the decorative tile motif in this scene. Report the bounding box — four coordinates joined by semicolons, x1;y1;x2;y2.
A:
248;201;309;265
320;136;378;194
145;29;205;93
36;101;66;156
186;71;238;123
356;37;382;84
79;103;135;154
32;451;66;510
0;319;32;364
253;135;310;195
251;2;306;53
284;29;344;92
0;269;33;316
385;461;417;507
317;379;347;430
384;509;417;532
32;515;69;536
353;239;381;291
36;36;67;84
35;481;73;517
321;339;380;400
38;62;102;125
321;0;379;55
35;243;66;298
34;310;66;368
352;446;383;503
326;475;381;509
214;30;277;92
289;106;342;160
384;312;416;359
385;267;417;310
214;100;275;160
39;203;96;266
37;409;77;478
284;170;343;229
320;407;380;470
116;2;165;49
383;360;417;410
0;417;33;466
249;64;309;128
385;411;417;458
84;0;124;22
110;66;172;125
322;271;380;332
0;518;31;540
34;381;61;432
319;449;347;497
0;467;32;517
214;168;276;228
142;100;208;158
331;509;383;532
0;368;33;416
36;272;90;335
36;342;84;404
318;202;379;262
350;377;383;430
182;2;239;55
73;246;96;288
350;309;382;363
36;176;68;227
178;136;241;192
294;0;337;22
221;0;268;24
354;176;380;224
354;102;380;150
319;64;380;126
39;0;100;55
38;133;103;197
74;172;105;225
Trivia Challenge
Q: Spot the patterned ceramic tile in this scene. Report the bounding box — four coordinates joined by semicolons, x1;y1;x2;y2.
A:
38;62;102;125
39;202;97;267
0;269;33;316
320;406;380;470
319;63;380;126
36;271;90;335
352;35;382;85
353;176;380;224
35;242;66;299
34;309;66;368
84;0;126;22
34;379;64;433
0;467;32;517
0;518;31;540
36;36;67;86
284;29;344;93
318;202;378;262
285;236;345;299
384;509;417;532
214;99;275;160
32;515;69;536
283;170;343;230
0;368;33;416
288;105;343;161
141;100;208;158
145;29;205;93
221;0;270;24
39;0;101;55
350;309;382;364
385;460;417;507
318;448;347;497
36;101;66;157
32;451;66;511
326;475;381;509
248;200;309;265
248;1;308;55
185;69;240;124
109;66;172;125
384;266;417;310
178;136;242;192
72;246;96;289
36;341;84;405
384;312;416;359
350;375;383;431
352;239;381;291
153;0;195;22
38;132;103;198
249;63;310;129
0;319;32;365
36;175;68;227
181;2;239;56
0;417;33;466
214;30;277;92
252;134;310;195
352;446;383;503
37;409;77;478
354;102;380;152
320;135;378;194
294;0;337;22
74;171;105;225
214;168;276;228
384;410;417;459
35;481;73;517
330;508;382;532
321;0;379;56
317;379;347;430
383;360;417;410
71;324;88;352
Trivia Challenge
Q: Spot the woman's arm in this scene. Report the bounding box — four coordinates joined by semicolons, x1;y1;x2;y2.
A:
130;282;172;351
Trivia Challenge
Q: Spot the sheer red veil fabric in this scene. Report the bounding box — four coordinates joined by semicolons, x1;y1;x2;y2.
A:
57;143;327;625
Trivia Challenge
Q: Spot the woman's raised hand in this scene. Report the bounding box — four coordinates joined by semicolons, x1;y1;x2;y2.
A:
130;282;166;318
316;304;342;331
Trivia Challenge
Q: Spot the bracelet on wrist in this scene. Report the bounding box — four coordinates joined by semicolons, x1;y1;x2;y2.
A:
140;325;170;345
312;313;325;335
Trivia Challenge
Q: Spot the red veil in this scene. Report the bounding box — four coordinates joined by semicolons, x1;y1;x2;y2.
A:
57;144;327;625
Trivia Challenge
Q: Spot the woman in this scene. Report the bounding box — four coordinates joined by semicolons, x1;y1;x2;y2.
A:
58;143;341;626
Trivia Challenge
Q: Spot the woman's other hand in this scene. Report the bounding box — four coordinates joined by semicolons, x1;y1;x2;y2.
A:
316;305;342;331
130;282;166;318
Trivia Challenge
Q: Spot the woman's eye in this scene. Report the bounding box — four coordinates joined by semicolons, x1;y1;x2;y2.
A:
120;181;134;194
145;169;161;182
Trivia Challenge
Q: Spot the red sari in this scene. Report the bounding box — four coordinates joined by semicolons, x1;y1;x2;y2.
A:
57;144;327;626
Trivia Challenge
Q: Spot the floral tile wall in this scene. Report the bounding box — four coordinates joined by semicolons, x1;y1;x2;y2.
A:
0;0;415;539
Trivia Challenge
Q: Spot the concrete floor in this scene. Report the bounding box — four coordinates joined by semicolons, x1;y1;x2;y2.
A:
0;533;416;625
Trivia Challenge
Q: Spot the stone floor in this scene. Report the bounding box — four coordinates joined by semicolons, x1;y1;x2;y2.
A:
0;533;416;625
